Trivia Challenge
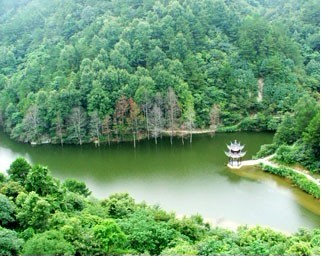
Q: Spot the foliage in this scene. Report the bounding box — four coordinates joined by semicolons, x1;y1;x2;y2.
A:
0;227;24;256
285;242;312;256
260;164;320;199
93;219;127;255
0;0;318;150
0;180;26;201
22;230;75;256
0;158;319;255
255;143;277;159
161;239;197;256
62;178;91;197
0;193;15;227
59;214;103;255
25;165;59;196
7;157;31;185
169;214;209;242
271;95;320;173
119;208;177;255
237;226;288;255
102;192;136;219
16;191;52;231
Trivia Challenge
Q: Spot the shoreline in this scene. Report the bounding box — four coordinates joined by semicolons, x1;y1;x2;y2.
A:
3;128;220;146
227;155;320;199
228;154;320;186
1;127;274;146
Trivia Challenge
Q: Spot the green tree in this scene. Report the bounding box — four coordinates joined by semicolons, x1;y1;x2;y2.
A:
0;227;24;256
0;194;15;227
16;192;51;231
303;111;320;159
7;157;31;185
25;165;58;197
274;114;297;146
0;180;26;201
60;213;104;255
102;192;136;219
237;226;288;256
87;82;111;118
293;95;318;137
62;178;91;197
93;219;127;255
119;209;177;255
285;242;312;256
22;230;75;256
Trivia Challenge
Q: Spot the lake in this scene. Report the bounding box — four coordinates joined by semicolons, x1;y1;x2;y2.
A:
0;131;319;233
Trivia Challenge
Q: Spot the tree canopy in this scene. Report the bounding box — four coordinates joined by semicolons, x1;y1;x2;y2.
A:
0;0;318;150
0;158;319;256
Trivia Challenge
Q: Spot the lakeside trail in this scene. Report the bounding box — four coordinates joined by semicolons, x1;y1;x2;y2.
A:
160;129;216;135
229;154;320;185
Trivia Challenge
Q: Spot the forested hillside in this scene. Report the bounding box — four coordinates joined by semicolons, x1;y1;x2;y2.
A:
0;0;319;150
0;158;319;256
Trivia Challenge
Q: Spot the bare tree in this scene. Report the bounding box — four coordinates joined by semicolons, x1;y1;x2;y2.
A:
184;104;196;143
89;110;102;147
209;104;220;133
54;112;65;146
102;115;111;146
127;98;141;148
68;107;87;145
150;103;163;144
23;105;42;143
113;96;129;143
143;88;151;140
166;87;180;145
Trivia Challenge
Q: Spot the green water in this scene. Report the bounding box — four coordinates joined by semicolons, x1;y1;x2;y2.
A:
0;131;319;233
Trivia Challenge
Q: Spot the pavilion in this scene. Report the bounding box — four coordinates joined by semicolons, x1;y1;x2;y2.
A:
225;140;246;167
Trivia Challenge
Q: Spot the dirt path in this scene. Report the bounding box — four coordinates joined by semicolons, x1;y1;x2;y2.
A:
160;129;216;135
229;154;320;185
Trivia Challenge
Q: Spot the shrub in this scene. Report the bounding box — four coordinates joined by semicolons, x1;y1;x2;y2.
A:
0;227;24;255
261;164;320;199
275;145;296;164
22;230;75;256
255;143;277;158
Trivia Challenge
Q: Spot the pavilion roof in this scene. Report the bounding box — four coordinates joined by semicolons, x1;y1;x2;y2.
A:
227;140;245;151
225;151;246;158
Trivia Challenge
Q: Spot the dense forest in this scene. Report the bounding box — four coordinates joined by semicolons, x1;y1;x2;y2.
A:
0;158;320;256
0;0;319;171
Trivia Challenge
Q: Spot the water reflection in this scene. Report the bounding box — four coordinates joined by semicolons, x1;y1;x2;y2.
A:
0;131;319;233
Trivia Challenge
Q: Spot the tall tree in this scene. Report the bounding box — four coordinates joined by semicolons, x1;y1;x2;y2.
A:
127;98;141;148
7;157;31;185
22;105;42;143
150;104;163;145
149;92;164;144
113;96;129;142
166;87;180;145
184;104;196;143
54;112;65;146
134;78;154;140
89;111;102;147
67;107;87;145
102;115;112;146
209;104;220;133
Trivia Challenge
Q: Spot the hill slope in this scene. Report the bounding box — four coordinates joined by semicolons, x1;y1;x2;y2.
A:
0;0;319;145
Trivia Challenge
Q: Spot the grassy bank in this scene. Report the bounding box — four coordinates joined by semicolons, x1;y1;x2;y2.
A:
260;164;320;199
